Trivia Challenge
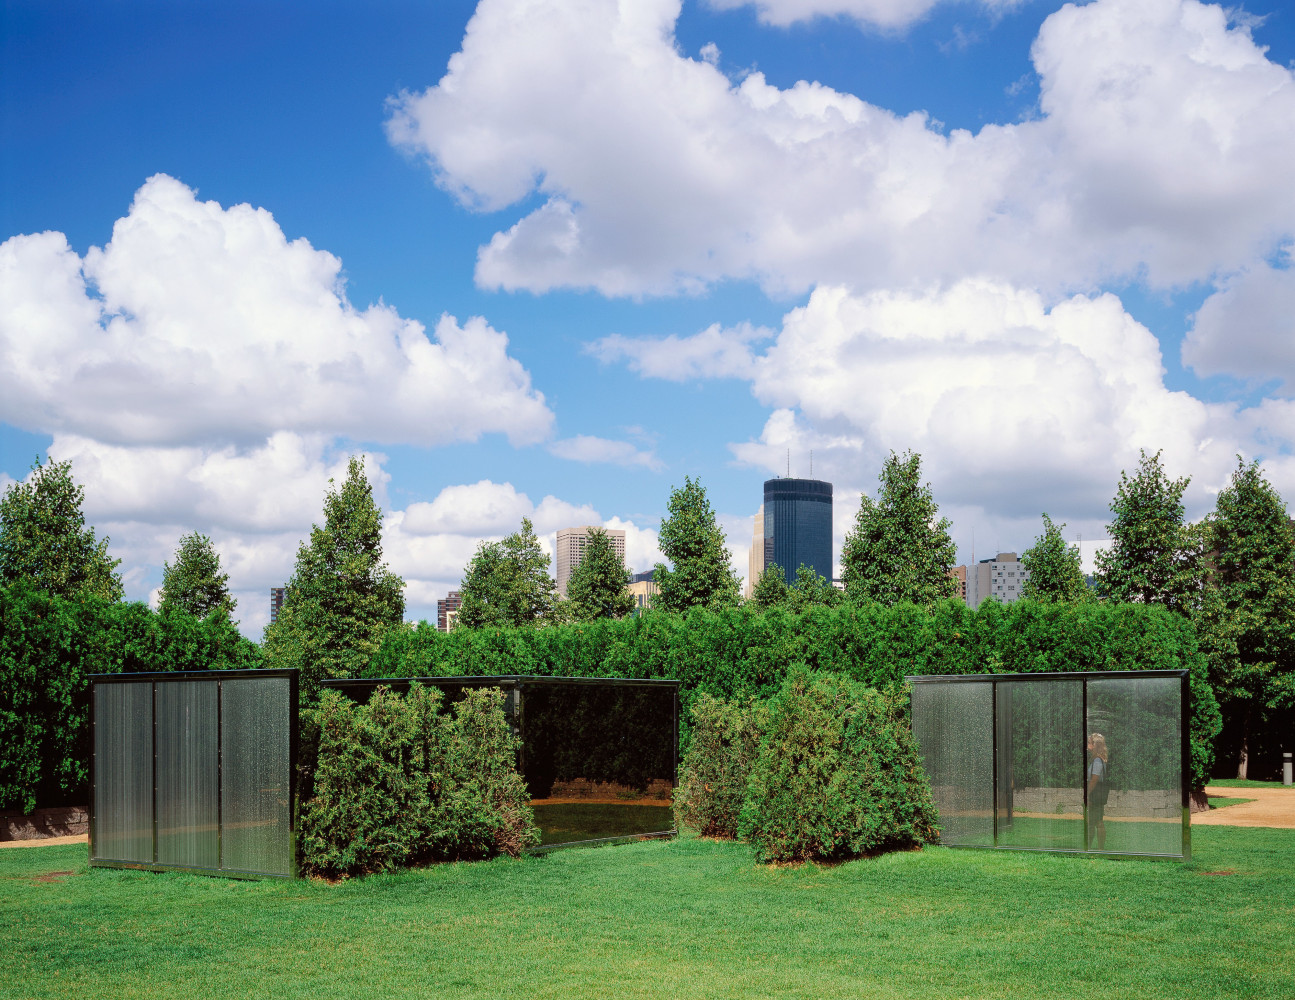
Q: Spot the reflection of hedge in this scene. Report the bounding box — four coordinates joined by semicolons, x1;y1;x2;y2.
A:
520;684;674;798
0;581;263;813
1003;679;1182;791
368;598;1220;789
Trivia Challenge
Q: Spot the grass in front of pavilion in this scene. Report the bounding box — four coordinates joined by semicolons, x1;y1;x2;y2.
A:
3;825;1292;1000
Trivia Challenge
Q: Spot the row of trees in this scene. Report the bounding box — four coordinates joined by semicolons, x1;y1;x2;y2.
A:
0;457;238;620
4;443;1290;780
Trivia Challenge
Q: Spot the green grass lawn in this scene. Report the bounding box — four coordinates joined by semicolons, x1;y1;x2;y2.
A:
3;826;1293;1000
1207;796;1257;809
1207;778;1290;789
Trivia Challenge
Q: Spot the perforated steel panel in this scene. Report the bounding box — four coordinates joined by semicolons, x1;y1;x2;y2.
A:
92;682;154;864
91;670;297;878
220;677;293;876
910;681;994;846
1086;675;1183;856
155;681;219;869
908;671;1189;859
995;679;1084;851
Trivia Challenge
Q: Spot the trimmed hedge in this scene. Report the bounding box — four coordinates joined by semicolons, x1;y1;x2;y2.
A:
0;580;263;813
369;599;1221;788
674;693;767;838
299;685;538;878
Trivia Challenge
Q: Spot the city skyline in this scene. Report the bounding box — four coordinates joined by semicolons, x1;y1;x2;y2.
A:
3;0;1293;637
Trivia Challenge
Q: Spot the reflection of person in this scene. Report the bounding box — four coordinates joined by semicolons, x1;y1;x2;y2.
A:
1087;733;1109;850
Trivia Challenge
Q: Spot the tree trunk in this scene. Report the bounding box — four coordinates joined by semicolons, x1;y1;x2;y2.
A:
1237;704;1253;780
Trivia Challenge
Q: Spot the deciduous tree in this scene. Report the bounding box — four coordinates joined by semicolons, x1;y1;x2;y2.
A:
653;476;741;613
1095;449;1202;613
160;532;235;620
263;457;405;697
0;456;122;601
458;517;559;628
1020;514;1090;603
1194;457;1295;778
565;527;634;621
841;451;956;606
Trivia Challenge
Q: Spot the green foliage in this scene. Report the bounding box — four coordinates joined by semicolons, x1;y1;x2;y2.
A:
1194;457;1295;776
458;517;558;628
674;693;767;838
653;476;741;613
841;451;957;606
1020;514;1090;602
1096;449;1203;613
750;564;844;612
369;597;1220;789
263;457;405;699
748;562;789;609
0;580;261;813
565;527;634;621
0;456;122;601
299;685;538;877
738;669;940;862
159;532;235;620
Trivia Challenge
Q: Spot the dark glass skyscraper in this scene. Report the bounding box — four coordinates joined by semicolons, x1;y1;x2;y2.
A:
763;478;833;586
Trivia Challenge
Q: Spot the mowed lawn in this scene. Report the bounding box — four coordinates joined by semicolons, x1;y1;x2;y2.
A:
2;827;1293;1000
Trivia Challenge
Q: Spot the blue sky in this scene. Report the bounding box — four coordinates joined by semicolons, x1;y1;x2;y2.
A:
3;0;1294;635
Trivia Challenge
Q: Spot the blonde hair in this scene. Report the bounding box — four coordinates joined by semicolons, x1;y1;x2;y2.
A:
1089;733;1108;762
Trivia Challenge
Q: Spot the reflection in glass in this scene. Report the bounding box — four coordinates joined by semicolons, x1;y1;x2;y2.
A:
1086;676;1182;856
910;682;994;846
909;672;1187;859
995;680;1085;851
322;677;679;848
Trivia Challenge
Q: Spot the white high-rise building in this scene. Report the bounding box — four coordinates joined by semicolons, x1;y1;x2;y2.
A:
555;526;627;597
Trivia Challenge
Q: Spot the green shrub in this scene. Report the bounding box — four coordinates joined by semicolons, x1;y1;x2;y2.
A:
367;600;1219;789
674;693;766;838
738;669;940;863
0;580;262;813
299;685;538;877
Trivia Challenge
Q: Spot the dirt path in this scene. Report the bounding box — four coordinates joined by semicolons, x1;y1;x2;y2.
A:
1194;785;1295;828
0;834;87;849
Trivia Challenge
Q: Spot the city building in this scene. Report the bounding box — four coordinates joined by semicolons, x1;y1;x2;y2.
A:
437;591;463;632
761;478;833;587
555;526;627;597
628;569;658;614
270;587;285;624
948;565;967;603
745;504;765;599
966;552;1030;609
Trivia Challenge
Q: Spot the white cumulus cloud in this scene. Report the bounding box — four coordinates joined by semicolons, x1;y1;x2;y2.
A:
0;174;554;448
386;0;1295;298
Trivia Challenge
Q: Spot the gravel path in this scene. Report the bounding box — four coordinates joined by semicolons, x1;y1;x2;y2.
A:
1194;785;1295;828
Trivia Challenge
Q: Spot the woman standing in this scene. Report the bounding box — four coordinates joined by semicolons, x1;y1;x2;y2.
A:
1087;733;1109;850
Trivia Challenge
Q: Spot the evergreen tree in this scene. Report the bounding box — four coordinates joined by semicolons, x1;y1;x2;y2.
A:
1020;514;1089;602
0;456;122;601
1095;449;1203;613
1194;457;1295;778
565;527;634;621
841;451;956;606
263;456;405;698
160;532;235;620
653;476;741;613
457;517;559;628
